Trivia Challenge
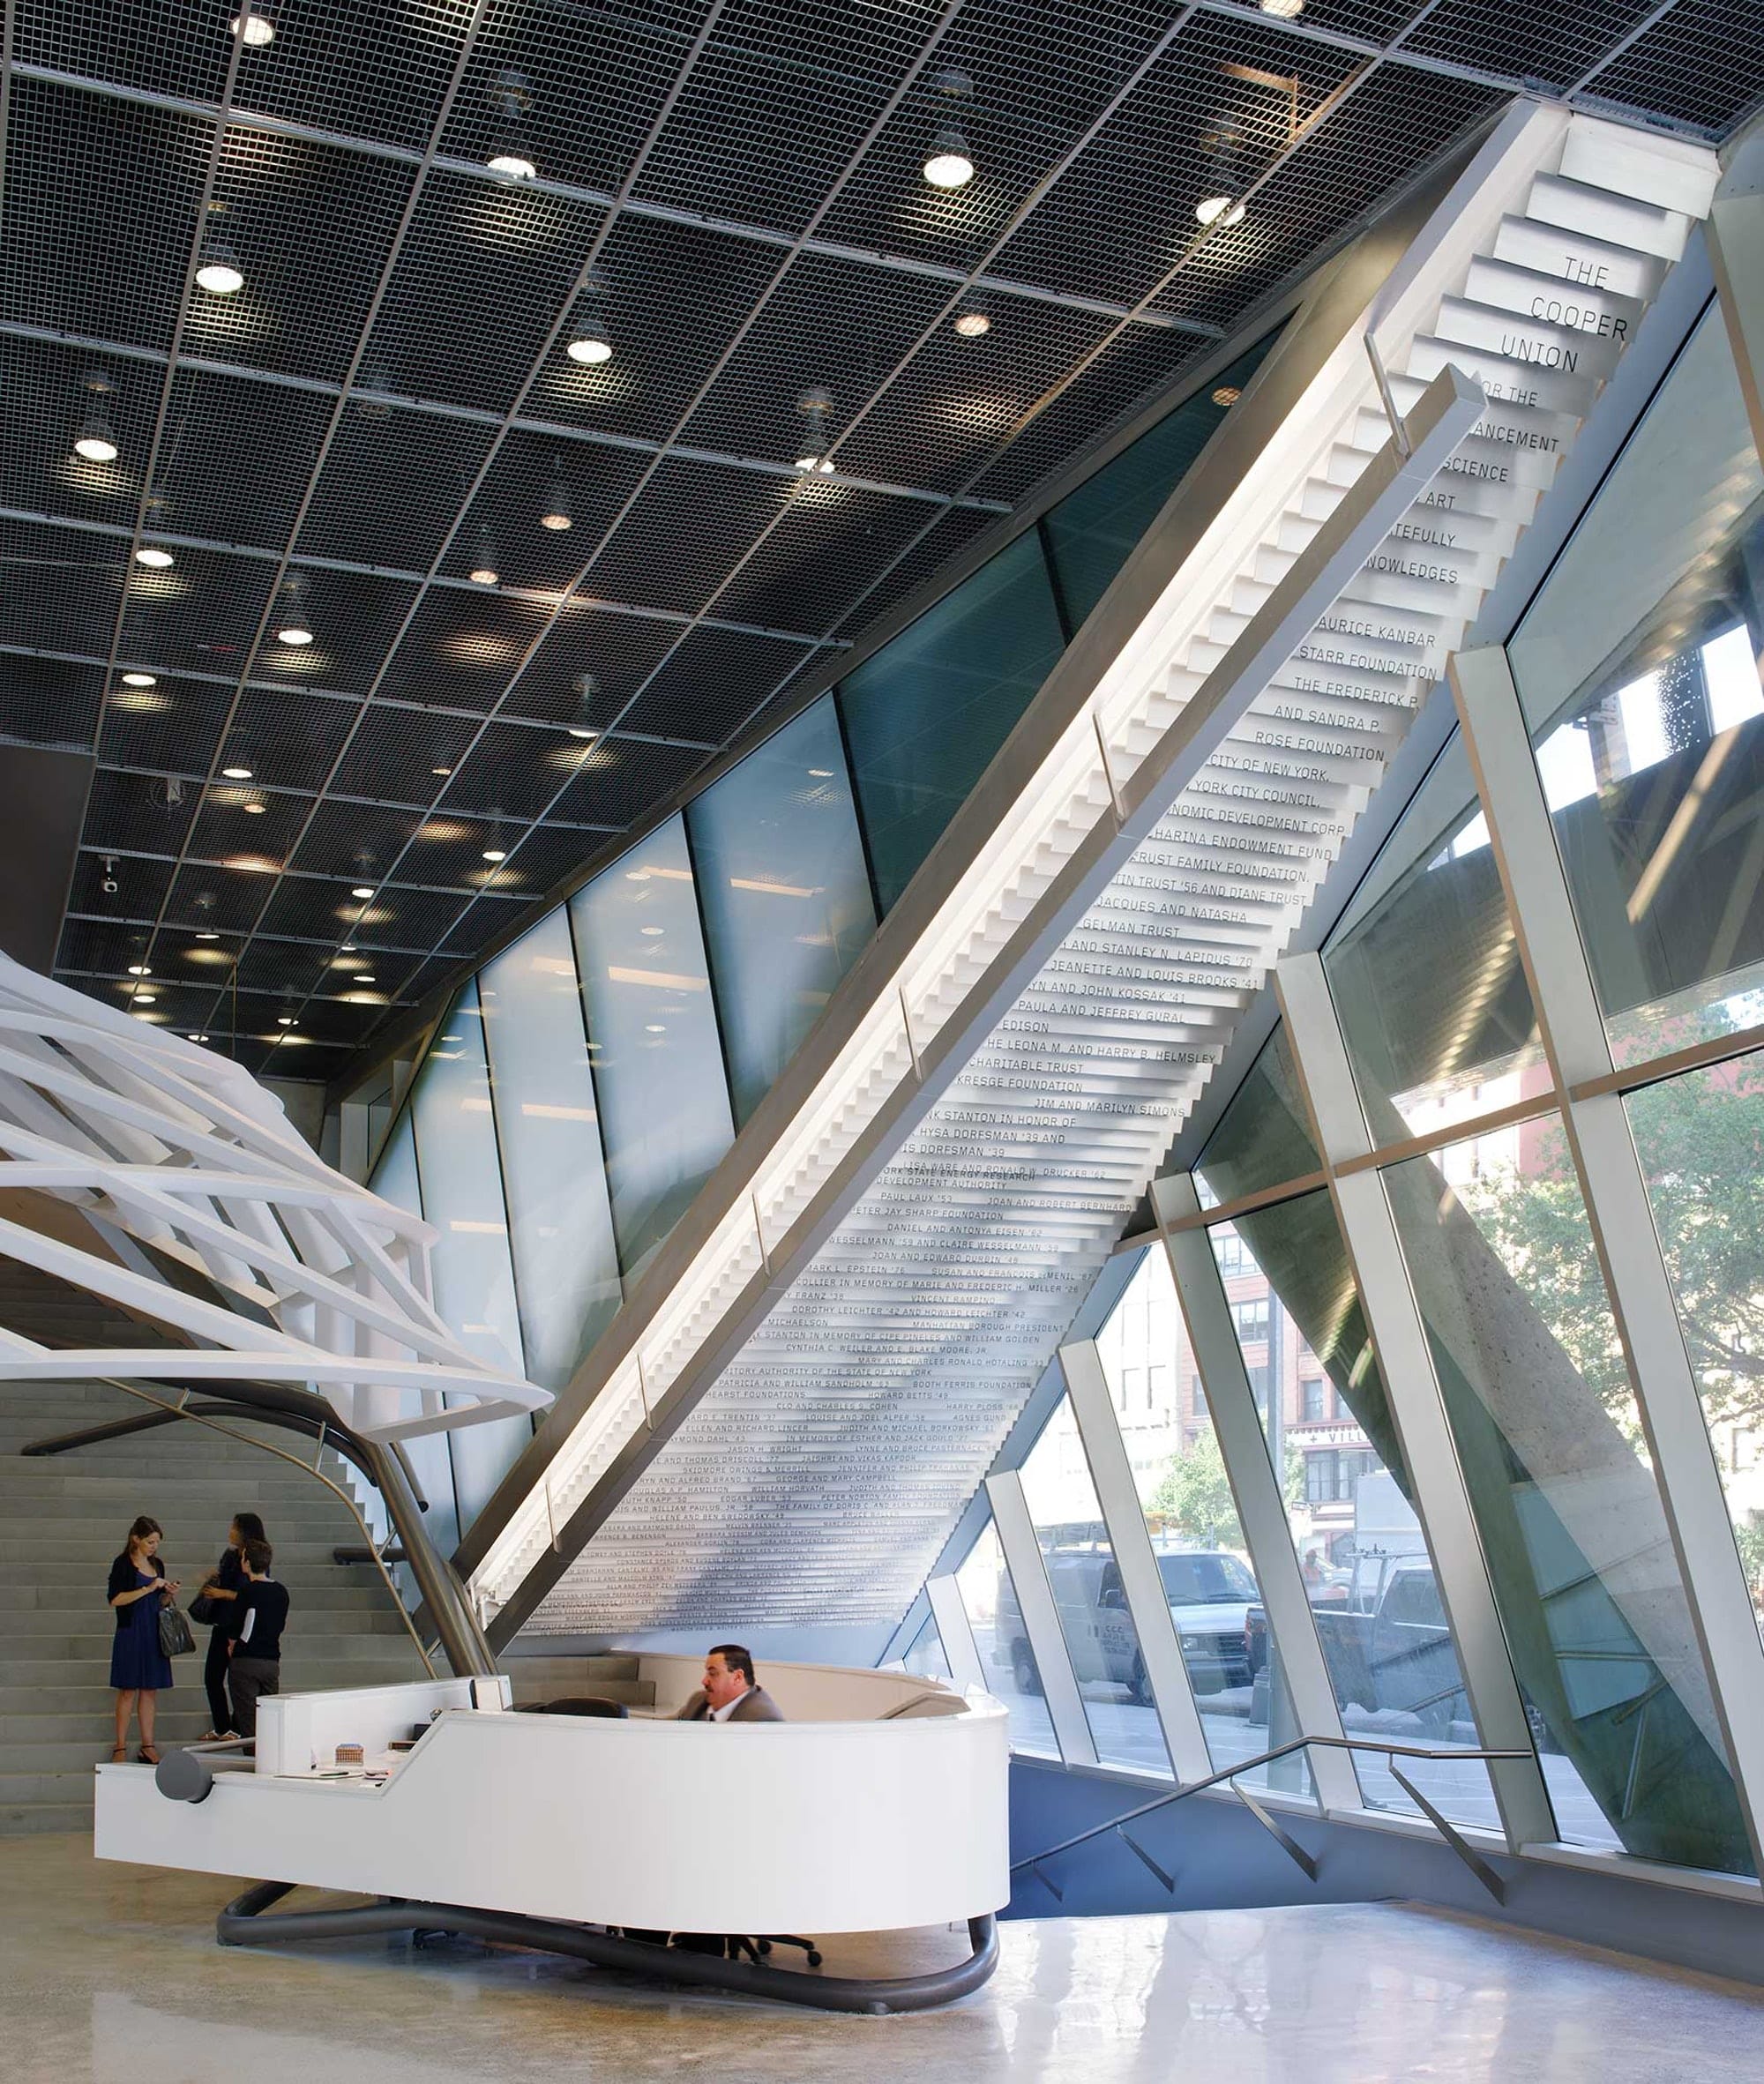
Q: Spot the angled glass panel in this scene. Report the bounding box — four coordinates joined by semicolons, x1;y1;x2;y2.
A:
954;1515;1058;1757
901;1609;952;1683
1193;1022;1320;1204
478;910;622;1392
1209;1193;1495;1826
369;1110;460;1560
1043;334;1278;628
1507;310;1764;1067
407;981;529;1532
1097;1246;1308;1795
1387;1120;1753;1874
687;695;877;1124
1323;733;1547;1144
1627;1053;1764;1646
568;814;735;1283
839;527;1065;912
1018;1395;1171;1775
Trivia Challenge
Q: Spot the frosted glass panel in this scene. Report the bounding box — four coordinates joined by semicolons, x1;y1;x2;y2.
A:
480;911;623;1391
369;1113;459;1560
408;981;529;1531
569;815;736;1282
688;696;876;1124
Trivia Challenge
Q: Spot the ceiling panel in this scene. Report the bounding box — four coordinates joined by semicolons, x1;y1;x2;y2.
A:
5;2;1738;1084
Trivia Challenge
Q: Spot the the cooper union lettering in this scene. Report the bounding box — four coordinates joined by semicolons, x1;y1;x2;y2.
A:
1499;331;1581;371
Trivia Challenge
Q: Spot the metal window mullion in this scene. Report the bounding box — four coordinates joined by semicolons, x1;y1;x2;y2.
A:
927;1575;986;1699
985;1471;1099;1767
1275;952;1557;1849
1059;1338;1210;1782
1708;184;1764;461
1151;1176;1359;1814
1453;644;1764;1873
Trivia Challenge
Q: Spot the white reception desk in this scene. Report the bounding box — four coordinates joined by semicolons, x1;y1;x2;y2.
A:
95;1655;1010;1944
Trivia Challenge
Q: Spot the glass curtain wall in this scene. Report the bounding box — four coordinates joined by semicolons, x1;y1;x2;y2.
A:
368;331;1280;1545
954;1515;1058;1756
1018;1396;1170;1774
406;981;528;1529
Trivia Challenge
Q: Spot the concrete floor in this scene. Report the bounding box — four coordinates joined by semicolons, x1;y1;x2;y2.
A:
4;1835;1760;2082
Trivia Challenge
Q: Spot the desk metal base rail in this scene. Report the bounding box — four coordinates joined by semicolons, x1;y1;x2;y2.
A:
215;1880;998;2014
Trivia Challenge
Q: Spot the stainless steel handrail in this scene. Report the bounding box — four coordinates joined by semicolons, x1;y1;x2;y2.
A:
1012;1733;1534;1903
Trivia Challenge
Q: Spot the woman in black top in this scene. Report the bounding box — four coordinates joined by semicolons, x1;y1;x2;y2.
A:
195;1513;265;1739
107;1515;180;1764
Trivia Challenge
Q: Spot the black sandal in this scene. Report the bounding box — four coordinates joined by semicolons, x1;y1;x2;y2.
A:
137;1744;161;1766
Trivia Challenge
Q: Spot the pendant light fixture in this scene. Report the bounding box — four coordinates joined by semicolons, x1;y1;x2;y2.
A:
922;69;976;189
486;67;538;180
539;458;572;530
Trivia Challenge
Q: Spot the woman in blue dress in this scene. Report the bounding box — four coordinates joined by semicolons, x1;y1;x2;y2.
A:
107;1515;181;1764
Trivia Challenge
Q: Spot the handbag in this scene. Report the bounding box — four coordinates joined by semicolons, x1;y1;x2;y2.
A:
188;1589;224;1627
158;1600;197;1658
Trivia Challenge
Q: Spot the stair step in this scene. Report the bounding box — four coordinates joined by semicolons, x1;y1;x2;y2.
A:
1523;170;1692;264
1490;212;1666;303
1558;116;1719;220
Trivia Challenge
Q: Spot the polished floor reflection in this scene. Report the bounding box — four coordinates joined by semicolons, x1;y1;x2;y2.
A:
4;1838;1758;2082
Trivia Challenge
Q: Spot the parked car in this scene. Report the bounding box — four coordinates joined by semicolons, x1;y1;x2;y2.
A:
1244;1555;1468;1730
997;1546;1258;1703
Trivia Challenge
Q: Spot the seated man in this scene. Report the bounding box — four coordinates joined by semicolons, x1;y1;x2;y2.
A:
672;1643;784;1722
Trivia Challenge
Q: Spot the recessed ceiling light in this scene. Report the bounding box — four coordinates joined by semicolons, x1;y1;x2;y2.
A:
127;964;151;976
354;973;375;984
469;564;499;586
230;8;275;44
350;885;375;900
565;325;612;366
1212;385;1242;407
486;150;537;180
134;993;157;1005
277;1015;295;1027
431;765;452;776
196;930;220;942
73;416;119;463
276;622;314;646
567;727;597;740
794;453;834;474
121;672;157;688
923;131;975;190
243;800;266;814
1195;195;1246;228
1259;0;1304;16
220;765;252;780
191;1033;210;1042
340;944;356;953
135;547;175;569
195;244;245;295
953;310;990;338
482;848;507;862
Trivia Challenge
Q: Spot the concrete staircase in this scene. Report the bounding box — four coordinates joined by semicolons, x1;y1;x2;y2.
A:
0;1377;428;1835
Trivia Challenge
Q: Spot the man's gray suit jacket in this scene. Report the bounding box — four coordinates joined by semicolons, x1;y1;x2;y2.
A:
671;1684;785;1722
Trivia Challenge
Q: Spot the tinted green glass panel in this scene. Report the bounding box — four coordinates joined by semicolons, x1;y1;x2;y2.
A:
1387;1125;1753;1874
1044;334;1278;627
1193;1022;1319;1204
839;528;1065;912
687;695;876;1124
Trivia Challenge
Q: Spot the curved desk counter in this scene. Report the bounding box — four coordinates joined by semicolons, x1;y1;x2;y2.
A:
94;1659;1009;2010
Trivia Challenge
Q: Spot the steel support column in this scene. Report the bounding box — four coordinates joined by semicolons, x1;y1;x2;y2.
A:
926;1574;988;1698
1152;1176;1359;1812
1274;952;1557;1849
985;1470;1099;1767
1059;1337;1211;1782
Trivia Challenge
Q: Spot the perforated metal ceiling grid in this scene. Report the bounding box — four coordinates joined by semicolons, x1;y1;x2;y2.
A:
4;2;1756;1082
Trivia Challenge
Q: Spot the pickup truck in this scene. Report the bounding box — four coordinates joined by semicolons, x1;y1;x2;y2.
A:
1244;1555;1468;1731
998;1547;1258;1702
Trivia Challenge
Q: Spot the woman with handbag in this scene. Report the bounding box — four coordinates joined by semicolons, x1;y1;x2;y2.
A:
106;1515;181;1765
192;1512;265;1740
